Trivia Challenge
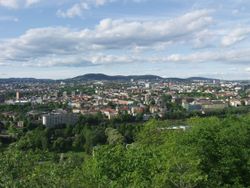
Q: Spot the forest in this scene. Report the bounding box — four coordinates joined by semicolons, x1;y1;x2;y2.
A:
0;114;250;187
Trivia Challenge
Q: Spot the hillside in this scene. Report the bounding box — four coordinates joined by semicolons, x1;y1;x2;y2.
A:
70;73;163;81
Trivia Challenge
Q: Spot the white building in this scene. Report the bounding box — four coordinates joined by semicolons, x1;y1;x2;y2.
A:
145;83;151;89
16;91;20;101
230;99;242;107
42;113;79;128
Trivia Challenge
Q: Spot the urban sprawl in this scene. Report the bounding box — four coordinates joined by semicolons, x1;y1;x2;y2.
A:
0;76;250;129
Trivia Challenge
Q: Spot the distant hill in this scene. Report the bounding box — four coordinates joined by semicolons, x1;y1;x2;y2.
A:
186;77;220;81
68;74;221;82
165;77;186;82
69;73;163;82
0;74;222;83
0;78;54;84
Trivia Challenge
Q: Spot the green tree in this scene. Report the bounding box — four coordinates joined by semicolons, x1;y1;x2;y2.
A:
105;128;124;145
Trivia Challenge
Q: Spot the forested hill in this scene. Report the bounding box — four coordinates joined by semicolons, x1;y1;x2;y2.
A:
69;73;163;81
67;74;219;82
0;74;221;83
0;78;54;84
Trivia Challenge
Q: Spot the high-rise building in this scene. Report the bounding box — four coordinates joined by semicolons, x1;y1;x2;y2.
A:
16;91;20;101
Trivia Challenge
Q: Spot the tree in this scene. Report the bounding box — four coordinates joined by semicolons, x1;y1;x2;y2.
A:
52;137;65;152
83;119;206;188
186;116;250;187
83;127;106;154
0;149;84;187
105;128;124;145
161;94;172;104
72;132;85;151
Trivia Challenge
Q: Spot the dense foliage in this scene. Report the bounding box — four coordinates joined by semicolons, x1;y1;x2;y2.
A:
0;114;250;187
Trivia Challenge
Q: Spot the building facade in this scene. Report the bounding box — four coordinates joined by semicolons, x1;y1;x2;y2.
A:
42;113;79;128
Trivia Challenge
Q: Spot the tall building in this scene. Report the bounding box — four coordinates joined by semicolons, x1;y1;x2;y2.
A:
16;91;20;101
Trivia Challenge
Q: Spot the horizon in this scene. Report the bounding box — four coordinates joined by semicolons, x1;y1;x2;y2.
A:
1;0;250;79
0;73;239;81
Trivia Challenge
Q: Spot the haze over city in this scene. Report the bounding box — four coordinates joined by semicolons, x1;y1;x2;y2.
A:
1;0;250;79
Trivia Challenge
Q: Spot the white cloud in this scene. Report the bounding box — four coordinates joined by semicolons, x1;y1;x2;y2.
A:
25;0;40;6
221;27;250;46
0;0;18;8
0;0;41;8
0;10;221;67
161;49;250;64
245;67;250;72
57;0;146;18
57;0;114;18
57;2;89;18
92;10;213;48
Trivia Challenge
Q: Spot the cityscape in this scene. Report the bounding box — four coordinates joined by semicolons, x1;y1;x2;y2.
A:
0;0;250;187
0;74;250;129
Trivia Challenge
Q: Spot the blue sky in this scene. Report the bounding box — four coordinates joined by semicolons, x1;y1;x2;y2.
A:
1;0;250;79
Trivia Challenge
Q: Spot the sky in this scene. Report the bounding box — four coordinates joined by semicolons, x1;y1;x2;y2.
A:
0;0;250;79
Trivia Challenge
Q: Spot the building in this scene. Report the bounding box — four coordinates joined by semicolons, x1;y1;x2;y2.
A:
144;94;150;105
201;101;228;111
71;91;76;98
52;92;58;98
145;83;151;89
244;98;250;106
230;99;242;107
16;91;20;101
63;91;68;98
69;102;81;108
42;112;79;128
149;105;159;113
101;108;118;119
182;102;202;112
17;121;24;128
131;106;144;115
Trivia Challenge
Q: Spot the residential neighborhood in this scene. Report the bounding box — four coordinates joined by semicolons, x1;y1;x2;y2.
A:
1;75;250;128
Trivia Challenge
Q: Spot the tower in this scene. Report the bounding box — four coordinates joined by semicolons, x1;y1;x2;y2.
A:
16;91;20;101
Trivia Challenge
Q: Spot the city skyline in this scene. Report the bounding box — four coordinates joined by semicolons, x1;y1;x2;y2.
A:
1;0;250;79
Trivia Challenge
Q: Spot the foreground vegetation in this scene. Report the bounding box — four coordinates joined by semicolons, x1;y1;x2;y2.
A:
0;114;250;187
